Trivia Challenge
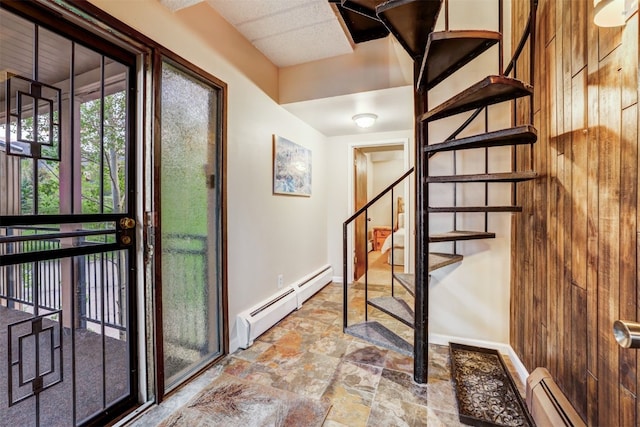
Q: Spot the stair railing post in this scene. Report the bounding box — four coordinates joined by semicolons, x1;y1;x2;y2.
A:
453;148;457;255
343;222;348;332
364;208;369;322
391;187;395;297
484;108;490;232
498;0;504;75
414;60;429;384
444;0;449;31
512;64;518;206
529;0;538;168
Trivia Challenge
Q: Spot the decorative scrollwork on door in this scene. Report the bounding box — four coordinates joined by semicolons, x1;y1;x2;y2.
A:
8;310;63;406
2;74;61;161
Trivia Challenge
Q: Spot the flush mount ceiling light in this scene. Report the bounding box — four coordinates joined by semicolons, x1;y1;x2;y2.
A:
352;113;378;128
594;0;634;27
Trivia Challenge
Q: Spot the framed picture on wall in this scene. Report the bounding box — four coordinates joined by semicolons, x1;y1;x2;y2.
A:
273;135;312;197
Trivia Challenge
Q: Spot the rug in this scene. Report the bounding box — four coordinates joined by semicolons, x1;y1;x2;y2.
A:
449;343;535;427
158;373;331;427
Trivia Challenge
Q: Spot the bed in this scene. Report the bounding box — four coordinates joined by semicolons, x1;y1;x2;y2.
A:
381;212;405;266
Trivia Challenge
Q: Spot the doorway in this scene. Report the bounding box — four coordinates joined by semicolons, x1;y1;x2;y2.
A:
0;4;139;425
347;138;411;283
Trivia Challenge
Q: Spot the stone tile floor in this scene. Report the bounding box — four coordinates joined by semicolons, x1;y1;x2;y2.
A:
131;262;525;426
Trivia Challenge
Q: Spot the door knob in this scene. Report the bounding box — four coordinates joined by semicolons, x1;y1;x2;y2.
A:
119;217;136;229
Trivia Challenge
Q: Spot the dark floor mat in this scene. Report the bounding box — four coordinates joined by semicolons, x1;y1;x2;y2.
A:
449;343;535;427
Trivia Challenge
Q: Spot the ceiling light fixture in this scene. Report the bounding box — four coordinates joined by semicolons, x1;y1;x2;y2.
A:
594;0;634;27
352;113;378;128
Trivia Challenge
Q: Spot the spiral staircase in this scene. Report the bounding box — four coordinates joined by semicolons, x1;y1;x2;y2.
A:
338;0;538;384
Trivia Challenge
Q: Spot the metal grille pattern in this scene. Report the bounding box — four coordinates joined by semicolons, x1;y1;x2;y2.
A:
8;311;63;406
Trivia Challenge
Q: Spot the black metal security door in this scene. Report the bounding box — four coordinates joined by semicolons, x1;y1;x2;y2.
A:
0;3;138;426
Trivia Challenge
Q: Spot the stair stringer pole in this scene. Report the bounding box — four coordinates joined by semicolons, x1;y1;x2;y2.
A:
414;60;429;384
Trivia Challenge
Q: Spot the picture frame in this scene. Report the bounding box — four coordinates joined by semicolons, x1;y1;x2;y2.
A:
273;135;312;197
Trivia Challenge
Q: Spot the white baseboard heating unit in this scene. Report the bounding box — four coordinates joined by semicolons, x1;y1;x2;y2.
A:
236;265;333;349
526;367;586;427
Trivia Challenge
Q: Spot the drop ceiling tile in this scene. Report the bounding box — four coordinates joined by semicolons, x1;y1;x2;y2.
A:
253;20;353;67
159;0;204;12
206;0;316;25
237;2;338;42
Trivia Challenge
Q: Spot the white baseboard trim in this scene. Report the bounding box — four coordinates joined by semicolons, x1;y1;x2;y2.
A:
229;335;241;354
505;346;530;386
429;333;529;385
332;276;343;283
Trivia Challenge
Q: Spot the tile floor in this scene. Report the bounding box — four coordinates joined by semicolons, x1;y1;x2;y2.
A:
131;253;525;426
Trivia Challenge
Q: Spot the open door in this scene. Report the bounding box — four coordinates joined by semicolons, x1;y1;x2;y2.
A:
353;148;367;280
1;3;139;425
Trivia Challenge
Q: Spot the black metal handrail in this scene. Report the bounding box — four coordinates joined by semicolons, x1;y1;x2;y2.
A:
342;167;414;331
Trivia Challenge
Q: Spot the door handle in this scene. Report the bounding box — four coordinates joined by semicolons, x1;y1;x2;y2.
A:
117;217;136;246
613;320;640;348
119;217;136;229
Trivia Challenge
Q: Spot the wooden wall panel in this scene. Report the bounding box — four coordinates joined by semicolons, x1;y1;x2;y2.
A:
511;2;639;426
596;50;621;427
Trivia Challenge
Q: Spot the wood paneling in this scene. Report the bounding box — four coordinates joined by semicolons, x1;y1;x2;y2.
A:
511;2;639;425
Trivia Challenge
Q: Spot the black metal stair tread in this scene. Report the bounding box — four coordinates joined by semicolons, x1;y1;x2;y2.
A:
420;76;533;122
418;30;501;91
425;126;538;153
393;254;463;296
394;272;416;296
429;252;464;271
368;296;415;327
345;321;413;356
429;230;496;242
376;0;443;59
331;1;390;44
429;205;523;213
427;171;538;183
341;0;382;19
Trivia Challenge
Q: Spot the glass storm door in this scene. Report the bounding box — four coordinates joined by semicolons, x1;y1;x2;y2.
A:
0;4;138;426
156;58;225;395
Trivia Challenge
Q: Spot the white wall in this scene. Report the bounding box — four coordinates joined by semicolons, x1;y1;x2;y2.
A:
90;0;329;352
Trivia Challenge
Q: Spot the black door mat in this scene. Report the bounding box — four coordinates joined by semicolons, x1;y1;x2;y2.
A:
449;343;535;427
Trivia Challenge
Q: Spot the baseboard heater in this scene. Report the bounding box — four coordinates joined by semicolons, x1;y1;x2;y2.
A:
236;265;333;349
526;367;586;427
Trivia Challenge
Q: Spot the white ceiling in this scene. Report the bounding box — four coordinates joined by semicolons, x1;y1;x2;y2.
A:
282;85;414;137
160;0;354;67
158;0;413;137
